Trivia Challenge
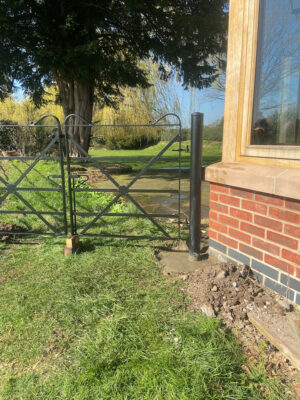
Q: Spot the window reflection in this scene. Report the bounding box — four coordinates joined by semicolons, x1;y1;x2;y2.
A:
251;0;300;145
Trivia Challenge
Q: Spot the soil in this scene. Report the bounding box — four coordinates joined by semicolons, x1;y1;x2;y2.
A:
164;257;300;398
0;223;28;241
70;163;132;185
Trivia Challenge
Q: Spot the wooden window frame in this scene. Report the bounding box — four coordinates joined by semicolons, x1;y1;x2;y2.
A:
222;0;300;168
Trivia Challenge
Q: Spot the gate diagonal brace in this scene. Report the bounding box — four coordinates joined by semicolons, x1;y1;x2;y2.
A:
118;186;128;196
0;134;62;234
64;113;182;240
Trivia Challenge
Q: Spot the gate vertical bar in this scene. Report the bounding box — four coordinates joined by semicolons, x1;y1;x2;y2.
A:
189;112;203;260
57;123;68;235
64;119;75;235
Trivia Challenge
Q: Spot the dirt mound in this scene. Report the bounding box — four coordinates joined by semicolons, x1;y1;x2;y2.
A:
0;223;28;240
186;262;289;326
180;262;300;396
70;164;132;185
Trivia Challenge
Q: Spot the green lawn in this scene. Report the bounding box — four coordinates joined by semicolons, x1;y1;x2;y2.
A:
0;161;178;238
0;149;290;400
0;239;287;400
89;140;222;170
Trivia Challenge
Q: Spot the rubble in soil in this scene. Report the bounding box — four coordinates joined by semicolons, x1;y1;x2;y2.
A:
0;223;28;241
70;163;132;185
167;261;300;397
186;262;293;324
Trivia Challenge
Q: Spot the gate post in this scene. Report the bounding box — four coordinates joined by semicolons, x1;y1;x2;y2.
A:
189;112;204;261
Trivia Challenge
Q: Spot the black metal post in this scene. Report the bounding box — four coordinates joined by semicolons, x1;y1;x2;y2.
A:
189;112;203;260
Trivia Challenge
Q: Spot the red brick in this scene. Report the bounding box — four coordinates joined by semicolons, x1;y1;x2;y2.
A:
296;268;300;279
264;254;295;275
210;220;228;234
230;207;253;222
267;231;298;250
285;199;300;212
284;224;300;239
240;222;265;238
255;194;283;206
218;233;238;249
210;192;219;202
269;207;300;224
219;214;239;228
219;194;240;207
254;215;282;231
210;201;228;214
210;184;229;194
209;211;218;221
252;237;280;256
209;229;218;240
229;228;251;244
239;243;263;260
282;249;300;266
242;200;267;215
230;188;253;200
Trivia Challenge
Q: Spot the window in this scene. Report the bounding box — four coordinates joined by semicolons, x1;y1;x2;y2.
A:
251;0;300;147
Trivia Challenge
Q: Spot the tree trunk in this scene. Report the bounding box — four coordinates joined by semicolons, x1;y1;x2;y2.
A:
55;73;94;157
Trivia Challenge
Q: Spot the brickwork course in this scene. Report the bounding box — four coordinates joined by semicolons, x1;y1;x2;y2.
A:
208;183;300;305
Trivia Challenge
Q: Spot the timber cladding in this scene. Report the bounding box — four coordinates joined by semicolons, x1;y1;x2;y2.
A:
208;183;300;305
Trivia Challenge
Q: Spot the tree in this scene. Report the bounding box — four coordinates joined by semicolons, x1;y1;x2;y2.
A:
201;54;226;101
0;0;227;155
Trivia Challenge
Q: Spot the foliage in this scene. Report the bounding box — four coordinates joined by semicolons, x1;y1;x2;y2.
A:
203;117;224;141
159;119;224;143
0;117;55;156
104;126;160;150
0;1;227;106
0;119;17;150
0;89;64;124
0;0;228;152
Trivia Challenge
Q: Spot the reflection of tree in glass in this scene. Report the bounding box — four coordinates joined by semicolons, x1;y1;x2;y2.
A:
252;0;300;145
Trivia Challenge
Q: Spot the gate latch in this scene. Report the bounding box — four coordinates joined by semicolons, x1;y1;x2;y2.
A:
172;145;190;153
47;174;62;187
70;174;89;188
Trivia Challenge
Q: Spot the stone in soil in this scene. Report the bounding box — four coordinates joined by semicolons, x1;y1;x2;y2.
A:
0;223;28;240
164;260;300;394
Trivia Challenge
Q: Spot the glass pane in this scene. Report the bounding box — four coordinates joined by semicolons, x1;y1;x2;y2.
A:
251;0;300;145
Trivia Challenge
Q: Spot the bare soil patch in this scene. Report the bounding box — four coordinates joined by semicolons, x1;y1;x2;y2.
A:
0;223;28;241
164;259;300;398
70;163;132;184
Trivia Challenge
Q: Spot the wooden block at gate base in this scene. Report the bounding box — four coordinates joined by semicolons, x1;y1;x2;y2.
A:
65;235;80;249
63;247;74;256
63;235;80;255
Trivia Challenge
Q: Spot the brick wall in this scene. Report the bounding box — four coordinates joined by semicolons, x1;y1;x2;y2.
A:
208;183;300;304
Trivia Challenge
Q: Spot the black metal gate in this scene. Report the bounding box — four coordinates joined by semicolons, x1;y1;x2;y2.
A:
0;115;68;237
64;113;183;241
0;113;183;241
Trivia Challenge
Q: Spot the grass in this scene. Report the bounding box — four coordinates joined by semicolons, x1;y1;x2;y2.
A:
0;144;290;399
0;160;179;238
89;140;222;170
0;238;288;399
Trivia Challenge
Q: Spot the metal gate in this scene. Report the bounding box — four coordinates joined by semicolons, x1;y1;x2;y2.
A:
0;113;184;241
0;115;68;237
64;113;183;241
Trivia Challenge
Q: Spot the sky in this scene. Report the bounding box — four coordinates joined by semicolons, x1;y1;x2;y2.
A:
173;83;225;128
183;89;224;127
